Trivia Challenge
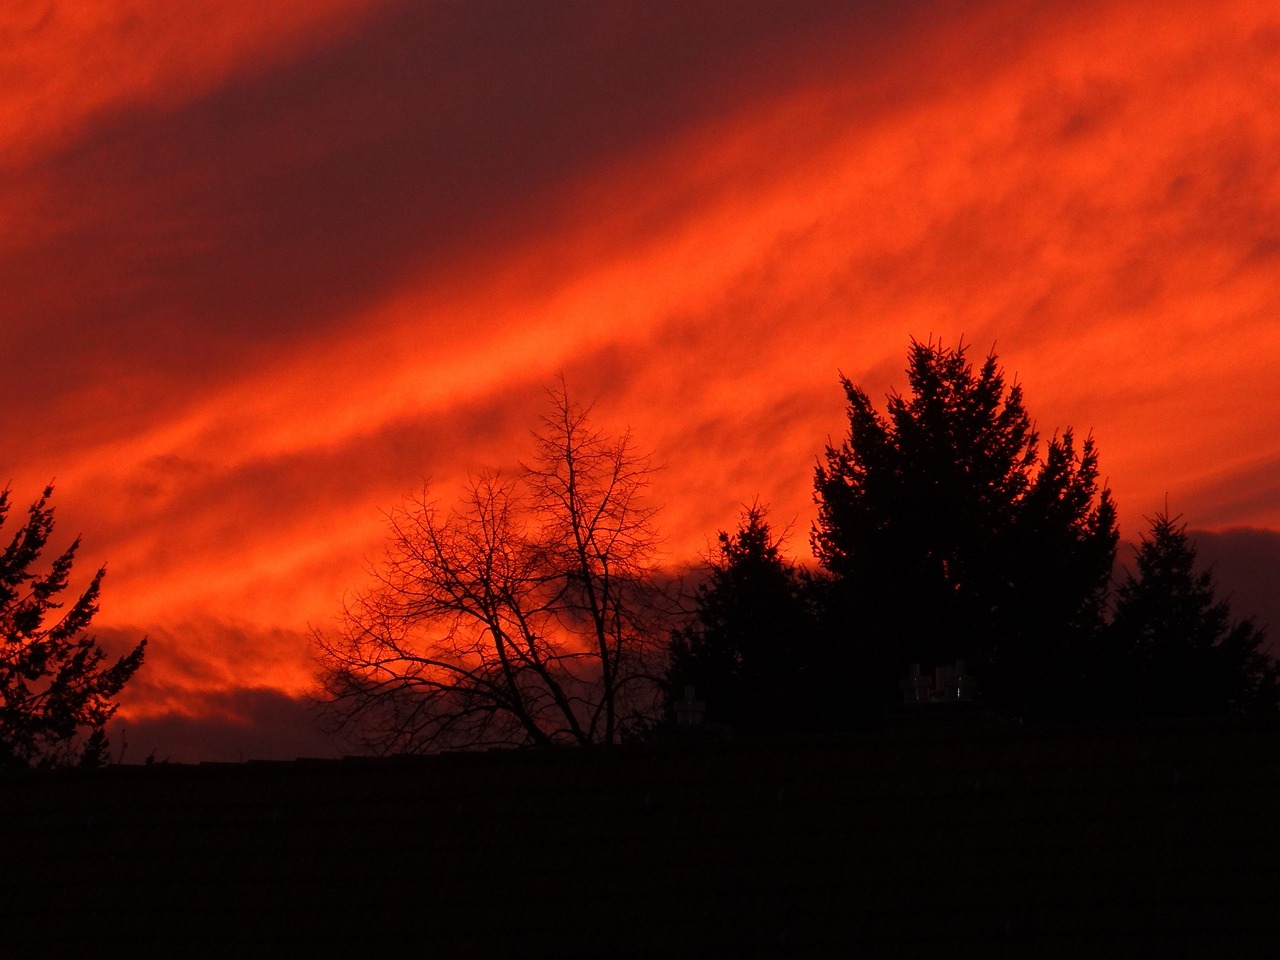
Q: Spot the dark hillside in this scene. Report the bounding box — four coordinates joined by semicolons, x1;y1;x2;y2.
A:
3;721;1279;958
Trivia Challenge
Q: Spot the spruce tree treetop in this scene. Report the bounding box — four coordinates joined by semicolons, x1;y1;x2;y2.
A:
813;339;1117;714
0;484;146;767
666;504;819;733
1110;512;1277;718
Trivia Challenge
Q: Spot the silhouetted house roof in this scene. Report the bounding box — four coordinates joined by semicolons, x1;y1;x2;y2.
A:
3;718;1279;958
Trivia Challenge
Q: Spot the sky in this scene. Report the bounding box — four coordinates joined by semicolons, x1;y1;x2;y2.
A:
3;0;1279;762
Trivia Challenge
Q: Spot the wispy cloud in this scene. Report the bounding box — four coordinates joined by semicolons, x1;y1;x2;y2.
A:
4;0;1279;756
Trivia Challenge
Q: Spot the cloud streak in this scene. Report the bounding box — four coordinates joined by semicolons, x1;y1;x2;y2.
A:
4;0;1279;757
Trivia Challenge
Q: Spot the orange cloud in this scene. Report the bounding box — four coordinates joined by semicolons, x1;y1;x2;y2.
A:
5;0;1280;757
0;0;372;164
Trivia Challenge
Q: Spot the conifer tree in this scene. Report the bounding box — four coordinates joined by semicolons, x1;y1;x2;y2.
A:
0;485;146;767
813;339;1117;715
666;504;818;733
1109;512;1277;718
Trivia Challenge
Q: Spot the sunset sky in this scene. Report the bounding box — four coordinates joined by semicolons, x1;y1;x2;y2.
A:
4;0;1279;761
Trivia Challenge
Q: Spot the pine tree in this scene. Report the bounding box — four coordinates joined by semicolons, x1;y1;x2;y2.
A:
0;485;146;767
813;339;1117;715
666;504;819;733
1109;512;1277;718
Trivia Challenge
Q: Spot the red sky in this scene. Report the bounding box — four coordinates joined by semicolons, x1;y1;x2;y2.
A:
4;0;1279;761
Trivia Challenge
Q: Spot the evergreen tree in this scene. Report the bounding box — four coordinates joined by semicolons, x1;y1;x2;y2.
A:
666;504;819;733
813;339;1117;715
0;485;146;767
1109;512;1277;718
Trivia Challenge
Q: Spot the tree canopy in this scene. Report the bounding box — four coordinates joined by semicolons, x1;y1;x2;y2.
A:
0;485;146;767
812;339;1118;714
315;386;670;752
1108;512;1277;718
665;504;819;733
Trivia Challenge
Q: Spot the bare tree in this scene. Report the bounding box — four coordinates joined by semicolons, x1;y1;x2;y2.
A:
315;386;669;752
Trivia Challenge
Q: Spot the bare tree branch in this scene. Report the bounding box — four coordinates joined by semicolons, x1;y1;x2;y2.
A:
314;385;672;752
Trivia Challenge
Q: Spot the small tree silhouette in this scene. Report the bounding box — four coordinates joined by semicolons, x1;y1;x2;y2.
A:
1109;512;1277;718
665;504;819;733
0;485;146;767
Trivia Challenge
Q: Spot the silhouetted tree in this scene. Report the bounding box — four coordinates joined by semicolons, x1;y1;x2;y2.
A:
1109;512;1277;718
315;386;671;752
666;504;819;733
813;339;1117;715
0;485;146;767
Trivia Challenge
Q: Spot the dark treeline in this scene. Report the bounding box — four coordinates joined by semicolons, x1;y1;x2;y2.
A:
7;341;1272;769
666;339;1278;731
314;340;1277;754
